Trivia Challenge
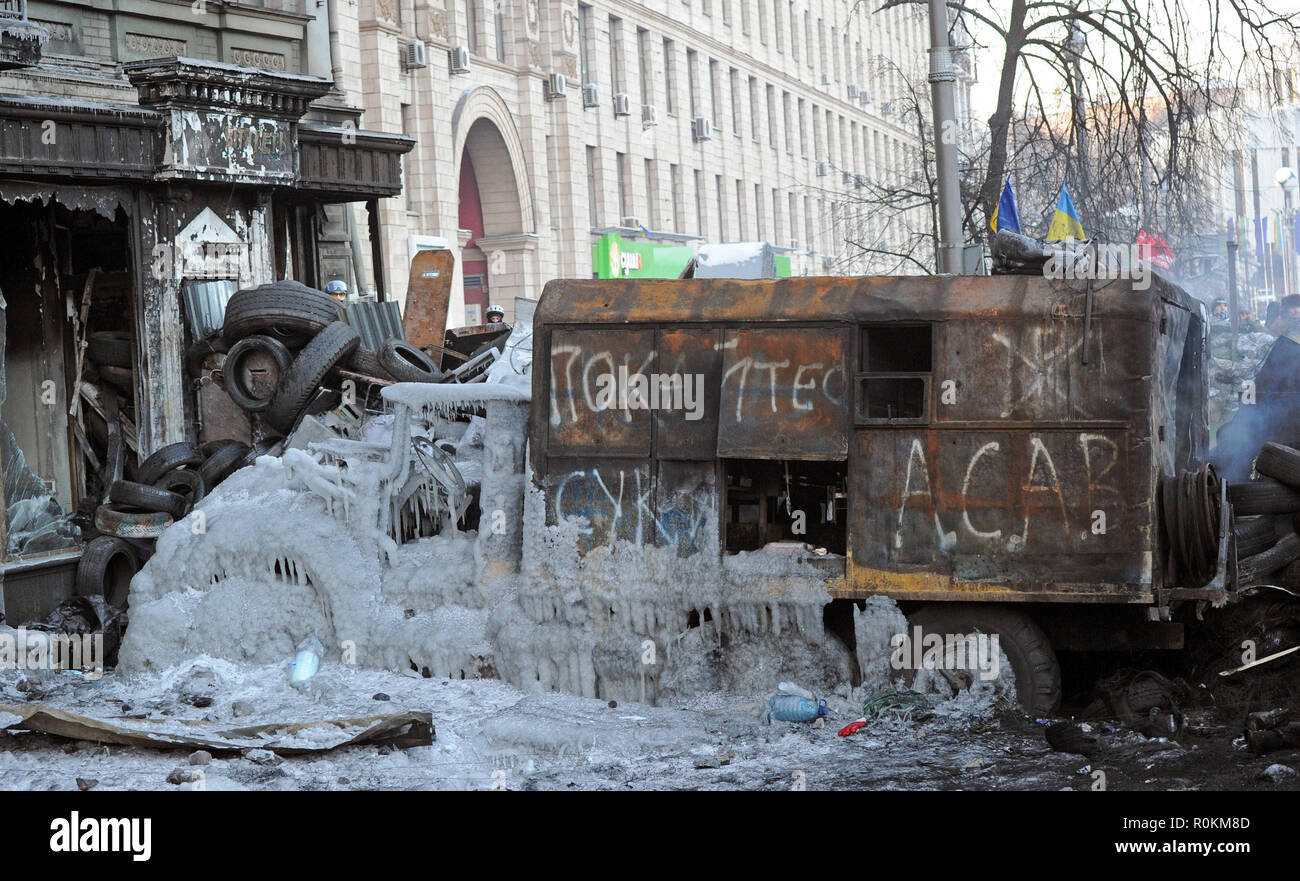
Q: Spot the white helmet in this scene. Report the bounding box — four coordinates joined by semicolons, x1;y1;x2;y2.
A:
486;304;505;320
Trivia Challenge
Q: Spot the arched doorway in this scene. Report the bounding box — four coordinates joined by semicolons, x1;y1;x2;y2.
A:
452;88;535;327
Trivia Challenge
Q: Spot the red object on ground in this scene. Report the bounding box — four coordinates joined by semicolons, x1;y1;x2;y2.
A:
838;719;868;737
1137;230;1175;270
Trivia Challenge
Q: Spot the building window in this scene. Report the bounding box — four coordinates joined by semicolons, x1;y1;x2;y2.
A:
686;49;699;117
772;187;782;243
754;183;764;241
617;151;630;221
791;2;798;63
811;102;821;156
644;158;658;228
722;0;731;25
736;179;746;240
637;27;652;105
783;91;792;153
789;191;799;247
609;16;624;94
586;146;599;226
857;325;933;423
716;175;726;241
709;59;720;123
495;2;506;62
773;0;782;51
766;84;776;145
670;163;683;232
695;169;706;237
464;0;479;54
748;77;759;141
740;0;750;33
758;0;767;43
730;68;741;134
401;103;418;214
663;38;677;115
578;4;592;80
805;196;814;254
797;98;807;157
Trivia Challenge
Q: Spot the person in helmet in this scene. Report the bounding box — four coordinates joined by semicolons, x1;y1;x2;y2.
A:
485;304;506;324
325;279;348;301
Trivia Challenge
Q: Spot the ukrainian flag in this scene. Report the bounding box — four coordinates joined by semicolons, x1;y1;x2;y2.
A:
989;177;1021;234
1045;183;1086;241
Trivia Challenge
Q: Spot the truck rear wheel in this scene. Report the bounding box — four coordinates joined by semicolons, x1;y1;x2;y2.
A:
906;605;1061;716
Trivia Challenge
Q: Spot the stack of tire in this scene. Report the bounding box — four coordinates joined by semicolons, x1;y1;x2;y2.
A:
83;438;271;609
1227;441;1300;588
217;281;444;435
85;330;136;398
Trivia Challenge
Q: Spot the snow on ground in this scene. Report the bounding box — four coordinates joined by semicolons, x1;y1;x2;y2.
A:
0;658;1197;791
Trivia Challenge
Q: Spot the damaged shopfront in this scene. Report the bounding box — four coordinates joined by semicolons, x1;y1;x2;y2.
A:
0;57;412;621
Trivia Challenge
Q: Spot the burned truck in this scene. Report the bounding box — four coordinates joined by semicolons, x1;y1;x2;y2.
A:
529;271;1218;714
122;269;1233;718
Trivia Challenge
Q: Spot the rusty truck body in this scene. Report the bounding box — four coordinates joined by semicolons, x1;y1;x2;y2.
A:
529;271;1215;708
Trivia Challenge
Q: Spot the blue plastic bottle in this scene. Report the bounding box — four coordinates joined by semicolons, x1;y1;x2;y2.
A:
768;694;828;722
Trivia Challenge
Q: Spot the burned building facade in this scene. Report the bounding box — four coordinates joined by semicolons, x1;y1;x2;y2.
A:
0;0;412;619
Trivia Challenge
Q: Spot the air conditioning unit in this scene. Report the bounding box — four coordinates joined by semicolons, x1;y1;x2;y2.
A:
822;255;839;269
789;239;799;250
545;73;567;100
816;160;829;176
403;40;427;70
847;84;859;99
582;83;599;108
691;117;712;141
821;72;831;86
841;170;853;185
881;101;894;115
854;173;867;188
641;104;658;127
612;92;632;116
449;46;470;74
859;89;871;105
621;216;641;229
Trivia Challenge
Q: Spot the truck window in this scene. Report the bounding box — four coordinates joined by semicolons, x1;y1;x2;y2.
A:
857;324;931;423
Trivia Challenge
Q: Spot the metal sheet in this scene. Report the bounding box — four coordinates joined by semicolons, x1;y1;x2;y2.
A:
180;279;235;341
716;327;849;460
343;300;404;352
653;460;716;558
545;458;654;554
401;248;453;358
547;328;655;457
653;328;721;459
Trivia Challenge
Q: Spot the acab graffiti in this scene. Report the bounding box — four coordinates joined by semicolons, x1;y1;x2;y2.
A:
891;432;1122;553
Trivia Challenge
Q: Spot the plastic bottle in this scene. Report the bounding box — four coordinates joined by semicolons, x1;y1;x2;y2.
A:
767;694;828;723
290;632;324;689
777;681;815;700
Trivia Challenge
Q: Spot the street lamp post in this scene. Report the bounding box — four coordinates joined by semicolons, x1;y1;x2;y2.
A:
927;0;964;274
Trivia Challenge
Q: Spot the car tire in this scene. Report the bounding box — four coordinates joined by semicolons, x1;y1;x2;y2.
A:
1255;442;1300;489
98;365;135;396
109;479;190;519
1239;533;1300;583
185;331;229;380
347;345;393;381
238;436;283;469
1228;478;1300;515
136;441;205;486
76;536;139;608
223;335;293;412
264;322;360;435
198;440;251;488
153;468;205;510
94;505;173;540
379;339;444;383
906;605;1061;716
87;331;133;369
221;281;343;348
1234;516;1278;558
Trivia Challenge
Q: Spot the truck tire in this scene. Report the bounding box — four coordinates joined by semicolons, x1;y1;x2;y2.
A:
1234;516;1278;558
221;281;343;348
153;468;205;509
223;335;292;412
906;605;1061;716
264;322;360;435
87;331;133;368
347;345;393;381
198;440;251;488
76;536;139;608
136;441;205;485
1255;442;1300;488
379;339;444;383
1228;478;1300;515
109;480;189;519
94;505;173;540
1239;533;1300;584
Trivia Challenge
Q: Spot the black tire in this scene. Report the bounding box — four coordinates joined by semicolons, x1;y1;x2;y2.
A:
87;331;133;368
1228;478;1300;515
1235;516;1278;558
238;436;283;469
1255;442;1300;488
185;331;229;380
223;335;293;412
200;439;232;457
198;440;251;488
94;505;173;540
1239;533;1300;583
264;322;360;435
136;441;205;485
109;480;189;519
379;339;444;383
98;365;135;395
221;281;343;348
76;536;139;608
906;605;1061;716
1045;722;1101;756
153;468;205;509
347;345;393;380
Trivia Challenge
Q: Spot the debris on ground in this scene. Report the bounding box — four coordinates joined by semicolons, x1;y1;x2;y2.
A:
1045;721;1101;756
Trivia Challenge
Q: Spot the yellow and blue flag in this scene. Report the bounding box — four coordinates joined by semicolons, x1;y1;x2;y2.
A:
989;177;1021;234
1045;183;1086;241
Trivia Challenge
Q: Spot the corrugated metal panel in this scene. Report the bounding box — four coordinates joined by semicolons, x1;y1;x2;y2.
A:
344;300;405;352
181;280;235;340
